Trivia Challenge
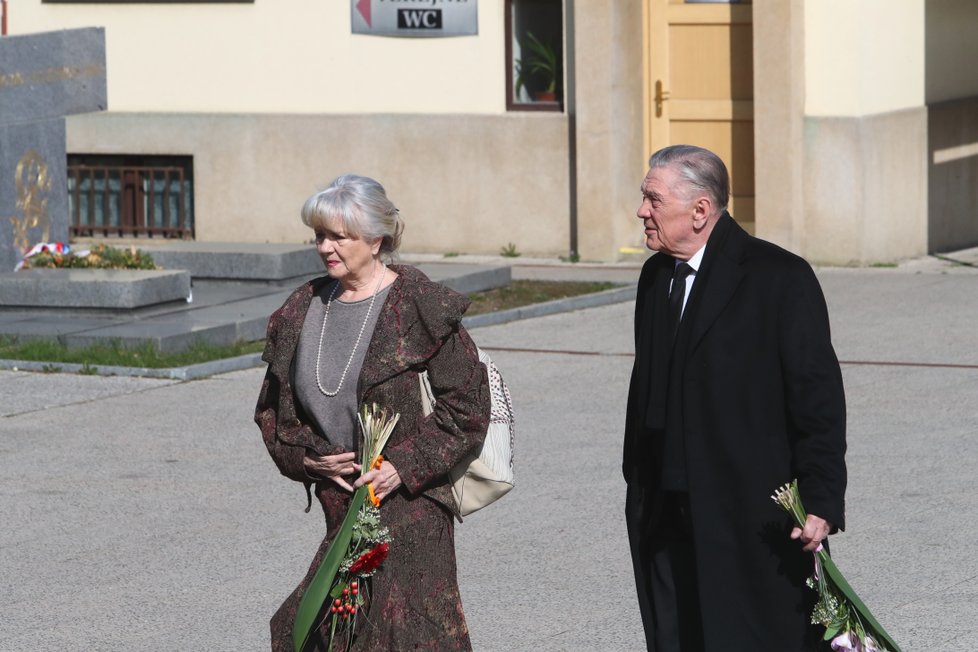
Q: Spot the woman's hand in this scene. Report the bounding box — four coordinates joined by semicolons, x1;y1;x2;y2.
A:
353;460;402;502
303;451;361;492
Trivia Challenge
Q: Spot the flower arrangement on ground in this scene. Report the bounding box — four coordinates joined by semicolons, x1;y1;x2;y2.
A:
772;480;902;652
293;404;400;652
19;242;156;270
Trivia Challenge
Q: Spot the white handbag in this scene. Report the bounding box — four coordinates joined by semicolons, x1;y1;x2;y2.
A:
419;348;515;517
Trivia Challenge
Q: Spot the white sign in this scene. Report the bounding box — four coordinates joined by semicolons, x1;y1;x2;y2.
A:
351;0;478;38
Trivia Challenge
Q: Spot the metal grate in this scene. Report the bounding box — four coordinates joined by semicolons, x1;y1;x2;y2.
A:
68;157;194;239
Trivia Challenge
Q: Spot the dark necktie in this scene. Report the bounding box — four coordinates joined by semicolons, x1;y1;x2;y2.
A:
668;262;694;339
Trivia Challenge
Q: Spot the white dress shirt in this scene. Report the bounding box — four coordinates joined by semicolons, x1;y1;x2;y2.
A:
671;244;706;319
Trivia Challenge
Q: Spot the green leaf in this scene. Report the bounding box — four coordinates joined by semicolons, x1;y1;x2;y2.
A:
823;621;843;641
817;551;903;652
293;486;368;652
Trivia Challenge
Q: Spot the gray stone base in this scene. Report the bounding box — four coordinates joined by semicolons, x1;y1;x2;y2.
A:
0;269;191;309
0;261;513;354
140;242;323;280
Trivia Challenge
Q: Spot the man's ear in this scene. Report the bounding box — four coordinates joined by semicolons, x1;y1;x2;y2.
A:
691;196;713;230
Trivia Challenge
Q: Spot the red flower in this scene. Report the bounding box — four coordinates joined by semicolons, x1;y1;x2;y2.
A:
349;542;389;575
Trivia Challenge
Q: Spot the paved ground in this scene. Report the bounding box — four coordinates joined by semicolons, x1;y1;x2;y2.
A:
2;252;978;650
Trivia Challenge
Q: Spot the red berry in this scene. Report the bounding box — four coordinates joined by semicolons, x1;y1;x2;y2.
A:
350;606;357;614
342;588;350;596
330;607;337;614
351;581;358;589
333;599;341;607
343;613;349;620
352;589;359;596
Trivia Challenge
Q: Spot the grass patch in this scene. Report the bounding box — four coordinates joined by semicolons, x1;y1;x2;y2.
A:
1;281;622;369
466;280;620;315
0;337;265;369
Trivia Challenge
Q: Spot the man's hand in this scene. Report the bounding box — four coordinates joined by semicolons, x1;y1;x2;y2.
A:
790;514;832;552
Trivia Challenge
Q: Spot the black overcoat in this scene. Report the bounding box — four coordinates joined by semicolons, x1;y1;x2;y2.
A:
623;214;847;650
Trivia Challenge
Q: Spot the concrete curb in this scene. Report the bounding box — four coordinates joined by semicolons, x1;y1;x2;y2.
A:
0;284;637;379
0;353;265;380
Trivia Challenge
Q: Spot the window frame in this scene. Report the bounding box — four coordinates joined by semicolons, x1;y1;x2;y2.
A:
505;0;564;112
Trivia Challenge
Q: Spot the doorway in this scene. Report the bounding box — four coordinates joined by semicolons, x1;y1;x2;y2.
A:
646;0;755;232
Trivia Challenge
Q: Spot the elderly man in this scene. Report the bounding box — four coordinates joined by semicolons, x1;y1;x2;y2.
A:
623;145;847;651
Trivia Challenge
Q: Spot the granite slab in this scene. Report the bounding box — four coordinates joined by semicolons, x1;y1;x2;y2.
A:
0;269;191;309
140;242;323;281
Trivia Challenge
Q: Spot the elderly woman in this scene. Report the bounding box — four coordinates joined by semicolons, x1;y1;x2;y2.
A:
255;174;490;651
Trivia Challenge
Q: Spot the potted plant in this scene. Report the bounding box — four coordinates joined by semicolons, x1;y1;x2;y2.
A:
514;32;560;102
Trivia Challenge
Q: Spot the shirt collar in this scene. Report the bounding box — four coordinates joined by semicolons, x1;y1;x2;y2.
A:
676;244;707;273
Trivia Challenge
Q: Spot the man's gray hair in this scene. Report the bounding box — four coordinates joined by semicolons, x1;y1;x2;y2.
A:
301;174;404;256
648;145;729;212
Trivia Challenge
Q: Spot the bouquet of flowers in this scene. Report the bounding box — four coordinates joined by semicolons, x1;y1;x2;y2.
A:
293;404;400;652
772;480;902;652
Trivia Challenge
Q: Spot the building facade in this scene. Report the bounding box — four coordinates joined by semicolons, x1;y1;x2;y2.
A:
8;0;978;264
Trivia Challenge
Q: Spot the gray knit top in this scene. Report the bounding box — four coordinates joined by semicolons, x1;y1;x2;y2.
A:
294;281;392;452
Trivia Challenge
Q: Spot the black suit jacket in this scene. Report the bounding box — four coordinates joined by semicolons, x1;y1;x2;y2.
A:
623;213;847;649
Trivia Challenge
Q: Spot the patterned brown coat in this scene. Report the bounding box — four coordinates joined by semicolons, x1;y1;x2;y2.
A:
256;264;491;651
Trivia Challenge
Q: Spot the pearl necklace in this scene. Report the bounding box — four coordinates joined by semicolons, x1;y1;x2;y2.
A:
315;261;386;397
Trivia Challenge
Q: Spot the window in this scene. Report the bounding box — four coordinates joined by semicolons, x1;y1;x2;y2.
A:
67;154;195;239
506;0;563;111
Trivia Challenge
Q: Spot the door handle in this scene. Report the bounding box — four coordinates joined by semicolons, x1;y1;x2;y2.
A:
654;80;670;117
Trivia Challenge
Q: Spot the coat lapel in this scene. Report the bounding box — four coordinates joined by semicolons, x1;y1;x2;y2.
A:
357;265;469;397
358;271;417;396
686;213;748;354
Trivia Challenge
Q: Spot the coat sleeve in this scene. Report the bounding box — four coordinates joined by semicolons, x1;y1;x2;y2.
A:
622;260;654;484
254;315;344;484
778;262;847;531
383;325;491;495
255;365;314;482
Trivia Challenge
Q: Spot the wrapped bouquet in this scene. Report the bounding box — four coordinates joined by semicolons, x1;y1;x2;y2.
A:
293;404;400;652
772;480;902;652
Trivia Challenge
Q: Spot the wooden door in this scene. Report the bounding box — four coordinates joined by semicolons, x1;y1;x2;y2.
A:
646;0;754;232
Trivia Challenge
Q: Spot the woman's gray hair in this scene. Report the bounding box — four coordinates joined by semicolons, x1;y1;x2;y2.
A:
301;174;404;257
648;145;729;211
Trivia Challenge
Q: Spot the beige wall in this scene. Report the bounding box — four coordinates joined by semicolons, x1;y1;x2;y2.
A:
23;0;582;257
802;109;928;264
756;0;929;264
65;112;571;257
15;1;506;114
572;0;646;262
805;0;925;116
753;0;806;254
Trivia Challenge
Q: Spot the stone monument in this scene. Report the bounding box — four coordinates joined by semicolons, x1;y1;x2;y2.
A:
0;27;107;272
